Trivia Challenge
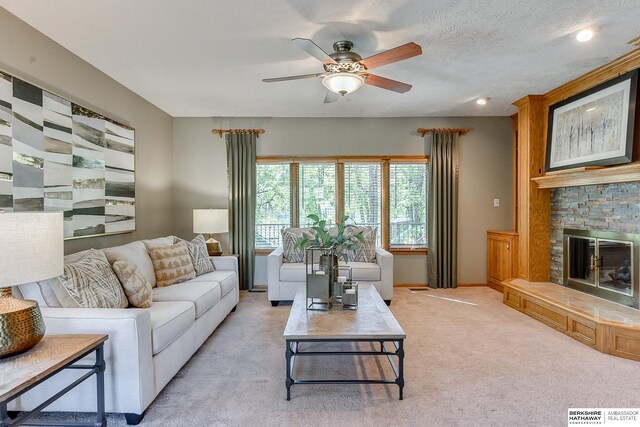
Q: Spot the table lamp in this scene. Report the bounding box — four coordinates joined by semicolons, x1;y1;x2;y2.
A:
0;211;63;357
193;209;229;256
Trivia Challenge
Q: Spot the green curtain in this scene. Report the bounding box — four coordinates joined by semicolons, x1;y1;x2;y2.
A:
427;132;459;288
226;133;256;290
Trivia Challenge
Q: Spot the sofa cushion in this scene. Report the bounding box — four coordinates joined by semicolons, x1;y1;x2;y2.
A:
152;280;221;318
346;262;382;281
149;301;195;355
279;261;381;282
147;242;196;287
16;282;47;306
112;259;153;308
188;271;237;297
103;241;157;287
58;249;129;309
142;236;175;248
38;277;81;308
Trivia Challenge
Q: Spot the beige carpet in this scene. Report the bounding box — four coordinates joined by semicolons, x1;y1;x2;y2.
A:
29;287;640;426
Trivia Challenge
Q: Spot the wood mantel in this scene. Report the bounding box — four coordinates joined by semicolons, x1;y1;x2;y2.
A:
532;162;640;189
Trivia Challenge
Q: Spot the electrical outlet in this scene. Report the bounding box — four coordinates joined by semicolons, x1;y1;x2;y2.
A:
493;198;500;207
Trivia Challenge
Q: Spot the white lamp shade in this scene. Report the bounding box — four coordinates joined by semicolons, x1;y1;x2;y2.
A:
0;212;64;286
322;73;365;95
193;209;229;234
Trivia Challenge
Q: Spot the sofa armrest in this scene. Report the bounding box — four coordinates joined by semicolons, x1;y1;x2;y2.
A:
375;247;394;300
210;256;238;274
267;247;284;300
33;307;155;413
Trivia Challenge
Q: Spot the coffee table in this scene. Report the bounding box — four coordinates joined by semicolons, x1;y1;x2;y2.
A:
283;284;406;400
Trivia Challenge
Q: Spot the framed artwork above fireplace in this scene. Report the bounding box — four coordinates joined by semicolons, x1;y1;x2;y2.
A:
545;69;638;173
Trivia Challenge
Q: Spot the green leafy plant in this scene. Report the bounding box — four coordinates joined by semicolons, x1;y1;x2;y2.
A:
295;214;365;263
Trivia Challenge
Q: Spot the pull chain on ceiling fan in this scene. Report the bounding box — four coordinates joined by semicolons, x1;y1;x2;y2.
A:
262;38;422;103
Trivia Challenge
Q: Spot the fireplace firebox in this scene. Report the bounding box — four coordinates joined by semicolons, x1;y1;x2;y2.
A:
563;229;639;309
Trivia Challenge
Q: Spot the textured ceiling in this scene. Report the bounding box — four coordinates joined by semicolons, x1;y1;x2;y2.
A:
1;0;639;117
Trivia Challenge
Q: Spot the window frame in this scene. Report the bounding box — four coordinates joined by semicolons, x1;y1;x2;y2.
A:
256;155;429;255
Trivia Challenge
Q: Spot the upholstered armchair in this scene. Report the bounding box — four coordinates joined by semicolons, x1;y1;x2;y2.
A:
267;246;393;306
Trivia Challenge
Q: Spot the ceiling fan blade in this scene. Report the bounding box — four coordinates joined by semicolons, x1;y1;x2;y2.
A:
291;38;337;64
362;73;412;93
359;42;422;70
262;73;324;83
323;91;339;104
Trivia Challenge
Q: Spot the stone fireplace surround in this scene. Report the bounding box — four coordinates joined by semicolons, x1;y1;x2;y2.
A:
550;182;640;306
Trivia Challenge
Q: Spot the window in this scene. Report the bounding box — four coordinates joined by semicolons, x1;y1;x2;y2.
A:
256;157;429;253
299;163;336;226
343;163;381;245
389;163;428;248
256;163;290;248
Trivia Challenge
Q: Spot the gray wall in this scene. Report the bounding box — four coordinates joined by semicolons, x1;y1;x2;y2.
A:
173;117;514;285
0;9;174;254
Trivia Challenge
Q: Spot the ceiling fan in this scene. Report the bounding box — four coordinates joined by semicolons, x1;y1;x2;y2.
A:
263;38;422;103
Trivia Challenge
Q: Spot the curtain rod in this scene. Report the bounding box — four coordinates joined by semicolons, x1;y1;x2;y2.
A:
211;129;266;138
417;128;470;137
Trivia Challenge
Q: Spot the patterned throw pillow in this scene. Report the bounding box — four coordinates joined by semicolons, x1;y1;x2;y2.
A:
59;249;129;308
174;235;215;276
348;226;378;263
281;228;314;263
147;242;196;287
112;259;153;308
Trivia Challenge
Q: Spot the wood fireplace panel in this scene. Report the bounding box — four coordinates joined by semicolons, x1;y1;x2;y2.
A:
503;279;640;361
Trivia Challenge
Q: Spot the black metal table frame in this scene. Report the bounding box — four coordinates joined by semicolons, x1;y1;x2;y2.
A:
1;343;106;427
285;338;404;400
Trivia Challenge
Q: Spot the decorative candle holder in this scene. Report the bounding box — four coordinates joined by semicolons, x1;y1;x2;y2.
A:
305;247;334;310
341;281;358;309
333;266;352;303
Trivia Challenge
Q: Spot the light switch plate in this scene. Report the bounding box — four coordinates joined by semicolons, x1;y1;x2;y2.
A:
493;198;500;207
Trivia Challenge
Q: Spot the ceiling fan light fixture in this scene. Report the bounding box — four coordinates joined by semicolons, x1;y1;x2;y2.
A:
322;72;365;96
576;29;594;42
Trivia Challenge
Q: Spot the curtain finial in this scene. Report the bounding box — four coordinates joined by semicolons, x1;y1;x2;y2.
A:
212;129;265;138
417;128;470;138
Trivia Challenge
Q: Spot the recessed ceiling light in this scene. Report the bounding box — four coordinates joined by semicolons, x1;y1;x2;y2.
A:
576;29;594;42
476;97;489;105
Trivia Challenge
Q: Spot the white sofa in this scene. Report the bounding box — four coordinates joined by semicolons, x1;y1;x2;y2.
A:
267;246;393;305
11;237;239;425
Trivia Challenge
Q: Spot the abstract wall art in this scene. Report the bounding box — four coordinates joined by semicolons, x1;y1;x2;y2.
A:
0;71;135;239
546;69;637;172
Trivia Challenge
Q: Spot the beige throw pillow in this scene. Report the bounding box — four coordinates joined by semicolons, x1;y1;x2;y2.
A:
59;249;129;309
147;242;196;287
112;259;153;308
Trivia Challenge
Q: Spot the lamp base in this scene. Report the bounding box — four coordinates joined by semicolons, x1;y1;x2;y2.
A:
0;288;46;358
205;236;223;256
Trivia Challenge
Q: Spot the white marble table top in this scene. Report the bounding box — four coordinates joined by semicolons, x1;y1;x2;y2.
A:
283;284;406;340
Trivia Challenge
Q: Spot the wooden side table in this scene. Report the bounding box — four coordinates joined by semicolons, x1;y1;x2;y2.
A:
0;334;108;427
